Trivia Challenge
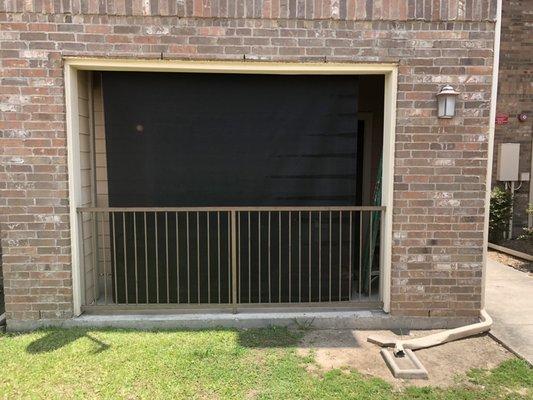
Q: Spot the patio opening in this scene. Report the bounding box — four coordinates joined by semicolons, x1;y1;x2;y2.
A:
74;68;386;312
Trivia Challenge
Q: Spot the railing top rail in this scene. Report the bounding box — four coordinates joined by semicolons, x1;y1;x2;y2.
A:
77;205;386;213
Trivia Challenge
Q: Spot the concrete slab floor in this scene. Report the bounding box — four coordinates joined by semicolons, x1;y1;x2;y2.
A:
7;310;479;332
486;258;533;364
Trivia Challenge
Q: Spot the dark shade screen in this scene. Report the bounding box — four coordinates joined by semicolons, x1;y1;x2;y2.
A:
102;72;361;206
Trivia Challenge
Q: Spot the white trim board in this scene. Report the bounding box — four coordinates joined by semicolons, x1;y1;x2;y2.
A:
65;63;83;316
481;0;503;309
64;58;397;74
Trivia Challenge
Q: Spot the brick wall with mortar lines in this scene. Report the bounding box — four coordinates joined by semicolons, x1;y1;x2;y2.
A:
1;0;497;21
0;2;495;322
492;0;532;234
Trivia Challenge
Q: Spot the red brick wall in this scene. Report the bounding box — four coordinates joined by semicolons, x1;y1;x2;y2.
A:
1;0;497;20
0;1;496;323
492;0;532;234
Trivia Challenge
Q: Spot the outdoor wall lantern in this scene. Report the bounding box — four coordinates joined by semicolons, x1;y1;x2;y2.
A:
437;84;460;119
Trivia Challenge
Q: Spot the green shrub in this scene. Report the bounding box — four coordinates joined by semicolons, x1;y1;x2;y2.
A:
517;228;533;240
518;203;533;240
489;186;513;243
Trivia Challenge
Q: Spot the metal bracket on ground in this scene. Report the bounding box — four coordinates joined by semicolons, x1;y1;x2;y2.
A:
380;348;428;380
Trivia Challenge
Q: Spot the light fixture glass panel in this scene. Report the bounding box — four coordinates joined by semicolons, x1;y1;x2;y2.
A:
437;85;459;119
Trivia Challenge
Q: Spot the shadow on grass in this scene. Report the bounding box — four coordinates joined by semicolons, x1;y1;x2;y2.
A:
23;324;361;354
237;326;304;348
26;330;110;354
237;324;375;349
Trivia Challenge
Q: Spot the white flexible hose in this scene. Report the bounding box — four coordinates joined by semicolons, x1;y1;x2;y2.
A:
368;309;493;356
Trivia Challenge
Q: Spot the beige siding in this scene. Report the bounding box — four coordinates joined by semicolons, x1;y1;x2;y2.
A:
78;71;97;305
79;72;112;304
93;74;112;301
94;73;109;208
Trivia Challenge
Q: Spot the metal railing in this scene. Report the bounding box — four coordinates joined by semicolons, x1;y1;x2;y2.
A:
77;206;385;312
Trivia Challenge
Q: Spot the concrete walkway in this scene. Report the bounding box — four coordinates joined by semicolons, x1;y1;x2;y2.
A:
486;258;533;364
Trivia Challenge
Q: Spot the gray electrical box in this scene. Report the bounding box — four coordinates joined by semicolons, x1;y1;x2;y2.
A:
497;143;520;181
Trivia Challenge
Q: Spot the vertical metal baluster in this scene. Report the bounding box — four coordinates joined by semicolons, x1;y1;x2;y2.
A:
379;209;385;301
197;211;200;303
144;212;148;303
155;212;159;303
308;211;312;303
207;211;210;304
268;211;271;304
248;211;251;303
122;212;128;304
359;211;363;300
101;212;108;305
217;211;221;304
328;211;332;302
288;211;291;303
186;212;190;304
349;211;353;301
79;212;86;305
228;212;231;304
238;212;241;303
176;212;180;304
278;212;282;303
91;212;98;304
231;210;238;313
248;211;252;303
298;211;301;303
369;211;373;298
258;212;261;304
339;211;343;301
165;212;169;304
318;212;322;302
134;212;138;304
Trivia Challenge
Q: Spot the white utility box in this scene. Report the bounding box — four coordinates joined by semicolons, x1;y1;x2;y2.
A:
497;143;520;181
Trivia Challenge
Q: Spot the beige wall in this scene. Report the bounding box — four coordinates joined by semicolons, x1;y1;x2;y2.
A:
93;74;112;301
78;71;112;305
94;73;109;208
359;76;385;205
78;71;97;305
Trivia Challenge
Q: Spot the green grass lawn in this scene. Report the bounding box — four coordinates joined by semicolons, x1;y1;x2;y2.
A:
0;327;531;399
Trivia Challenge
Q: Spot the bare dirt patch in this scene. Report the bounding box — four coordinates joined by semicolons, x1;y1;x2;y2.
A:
297;329;514;388
488;250;533;274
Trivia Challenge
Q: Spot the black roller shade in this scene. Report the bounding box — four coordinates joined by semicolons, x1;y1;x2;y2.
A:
102;72;361;207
